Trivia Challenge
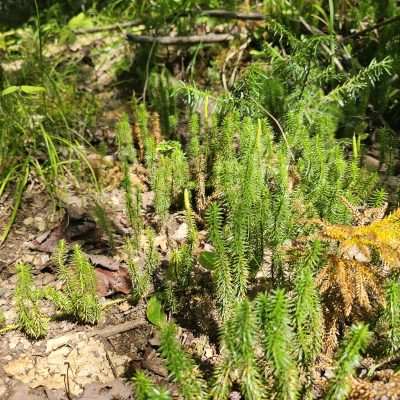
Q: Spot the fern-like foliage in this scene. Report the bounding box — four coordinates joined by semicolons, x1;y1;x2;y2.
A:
116;113;142;246
205;202;234;320
135;297;379;400
159;322;208;400
212;299;267;400
325;323;371;400
51;240;101;324
116;112;136;163
382;279;400;354
326;57;393;105
126;238;150;303
133;371;172;400
15;262;48;338
152;141;190;220
294;241;324;365
144;228;160;275
256;290;300;400
313;202;400;345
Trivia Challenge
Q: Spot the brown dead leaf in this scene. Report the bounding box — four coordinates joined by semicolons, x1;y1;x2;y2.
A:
29;216;68;253
95;267;131;297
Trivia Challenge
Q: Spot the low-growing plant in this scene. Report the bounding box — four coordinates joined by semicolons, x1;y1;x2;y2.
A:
135;296;371;399
15;262;48;338
126;238;151;304
49;240;101;324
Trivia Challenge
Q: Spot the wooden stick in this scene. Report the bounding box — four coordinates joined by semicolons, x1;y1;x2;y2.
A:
341;15;400;42
200;9;264;20
89;319;147;338
73;19;143;34
126;33;234;45
74;9;265;35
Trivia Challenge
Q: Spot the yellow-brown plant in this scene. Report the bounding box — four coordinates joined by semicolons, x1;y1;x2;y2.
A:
314;200;400;350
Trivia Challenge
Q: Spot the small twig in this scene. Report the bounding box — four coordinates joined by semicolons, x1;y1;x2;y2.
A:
256;103;295;161
341;15;400;42
199;9;264;21
127;33;234;45
103;341;118;378
229;38;251;87
73;19;143;34
367;354;400;377
222;47;240;91
89;319;147;338
64;362;72;400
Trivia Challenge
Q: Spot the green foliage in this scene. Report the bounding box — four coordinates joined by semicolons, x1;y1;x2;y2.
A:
144;228;160;274
136;103;157;171
149;71;177;137
383;279;400;354
51;240;101;324
327;57;392;105
146;296;167;328
4;2;400;398
152;141;190;220
137;297;375;400
116;113;136;164
133;371;172;400
15;262;48;338
325;324;371;400
212;300;267;400
126;228;159;303
159;322;208;400
126;238;150;304
116;113;142;246
294;241;324;365
256;290;300;400
93;198;115;249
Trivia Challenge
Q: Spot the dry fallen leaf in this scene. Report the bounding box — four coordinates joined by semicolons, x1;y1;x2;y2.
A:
95;267;131;297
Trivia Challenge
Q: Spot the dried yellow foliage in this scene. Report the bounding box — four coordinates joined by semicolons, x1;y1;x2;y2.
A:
317;256;384;317
321;208;400;268
314;202;400;351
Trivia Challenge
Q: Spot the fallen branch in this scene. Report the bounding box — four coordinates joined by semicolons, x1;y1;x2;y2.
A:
367;353;400;377
73;19;143;34
200;9;264;21
341;15;400;42
89;319;147;338
127;33;234;45
74;9;264;35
